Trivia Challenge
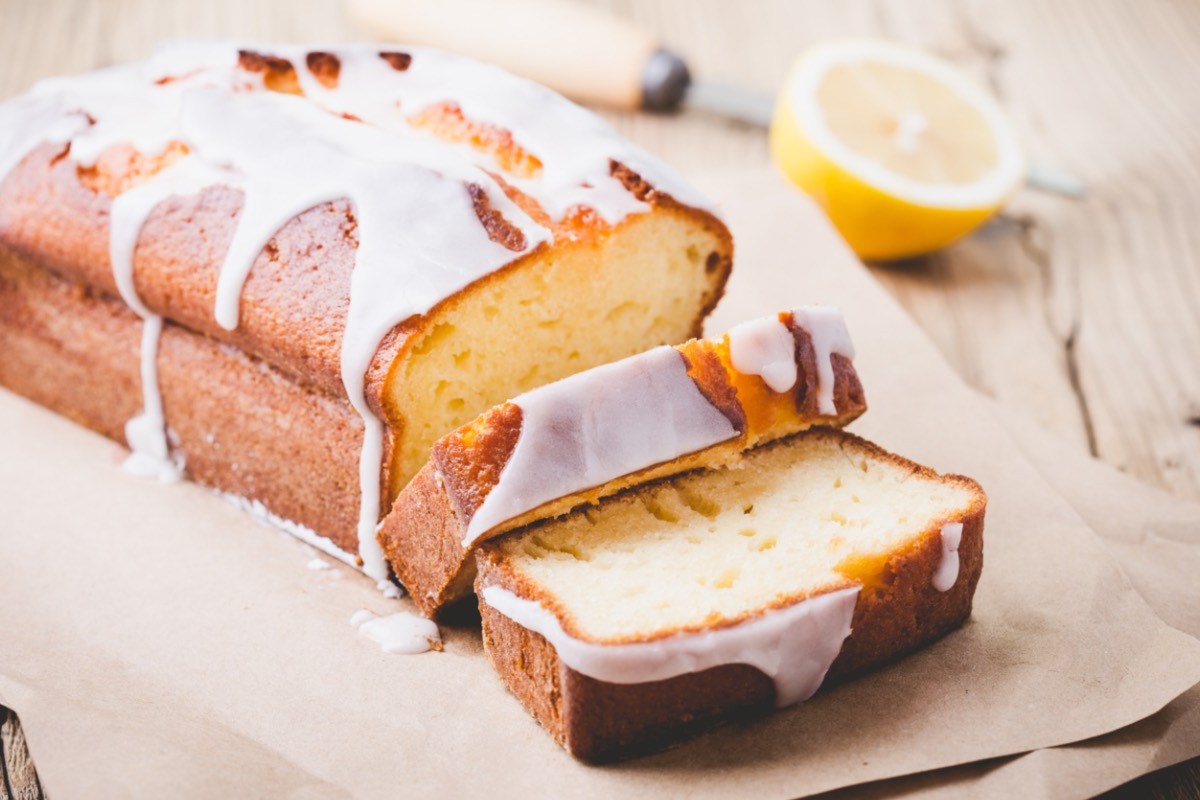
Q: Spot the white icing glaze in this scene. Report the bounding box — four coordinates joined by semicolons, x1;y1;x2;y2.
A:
110;157;233;482
351;608;441;655
2;57;239;177
0;42;718;583
463;346;739;545
726;316;798;393
306;557;333;571
0;93;89;186
285;45;717;223
481;584;859;707
789;306;856;416
119;316;184;483
933;521;964;592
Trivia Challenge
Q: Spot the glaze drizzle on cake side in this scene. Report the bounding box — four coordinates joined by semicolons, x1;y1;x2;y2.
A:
480;582;860;707
0;42;733;584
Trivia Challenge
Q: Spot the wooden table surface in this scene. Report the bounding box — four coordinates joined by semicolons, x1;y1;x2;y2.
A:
1;0;1197;797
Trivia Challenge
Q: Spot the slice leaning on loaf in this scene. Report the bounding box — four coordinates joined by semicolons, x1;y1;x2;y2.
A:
377;307;867;617
476;428;986;762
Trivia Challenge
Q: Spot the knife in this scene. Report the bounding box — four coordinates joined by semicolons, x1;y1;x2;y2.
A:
346;0;1083;197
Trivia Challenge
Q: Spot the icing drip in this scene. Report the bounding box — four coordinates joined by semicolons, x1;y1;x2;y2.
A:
109;157;230;482
482;584;859;707
120;317;183;482
0;42;719;583
933;521;964;592
727;316;798;393
351;609;441;655
463;347;739;545
221;492;359;568
789;306;856;416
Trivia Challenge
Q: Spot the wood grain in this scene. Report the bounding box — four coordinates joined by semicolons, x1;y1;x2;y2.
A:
0;710;44;800
0;0;1196;796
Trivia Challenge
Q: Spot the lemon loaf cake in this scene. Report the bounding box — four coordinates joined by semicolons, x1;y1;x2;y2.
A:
0;42;731;582
378;307;866;616
476;428;986;761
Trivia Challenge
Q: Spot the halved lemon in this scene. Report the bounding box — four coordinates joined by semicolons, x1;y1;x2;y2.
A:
770;39;1026;260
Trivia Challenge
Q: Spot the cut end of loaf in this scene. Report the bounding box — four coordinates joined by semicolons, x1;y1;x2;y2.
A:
382;205;731;500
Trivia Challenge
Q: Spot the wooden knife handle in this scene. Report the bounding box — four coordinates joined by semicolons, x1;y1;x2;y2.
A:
345;0;679;110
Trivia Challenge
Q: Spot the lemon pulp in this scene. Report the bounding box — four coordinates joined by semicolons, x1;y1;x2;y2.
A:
771;40;1025;260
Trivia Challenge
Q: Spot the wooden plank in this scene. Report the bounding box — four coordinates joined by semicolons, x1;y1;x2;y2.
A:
0;709;44;800
1103;763;1200;800
968;0;1200;501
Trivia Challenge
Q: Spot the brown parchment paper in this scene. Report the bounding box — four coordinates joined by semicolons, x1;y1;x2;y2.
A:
1;170;1199;799
817;396;1200;800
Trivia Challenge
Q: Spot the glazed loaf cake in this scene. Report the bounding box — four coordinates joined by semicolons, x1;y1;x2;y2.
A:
379;307;866;616
0;42;731;581
476;429;986;761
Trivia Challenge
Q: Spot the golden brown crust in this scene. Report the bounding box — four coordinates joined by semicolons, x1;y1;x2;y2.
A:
782;311;868;419
411;103;544;180
432;401;525;521
381;461;478;608
609;161;660;203
0;245;366;553
474;429;987;761
383;402;528;609
830;494;983;677
379;51;413;72
304;51;342;89
238;49;303;94
678;343;746;434
378;328;867;618
466;183;529;251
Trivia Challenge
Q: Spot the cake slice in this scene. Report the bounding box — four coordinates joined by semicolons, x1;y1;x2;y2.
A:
476;428;986;761
377;308;867;616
